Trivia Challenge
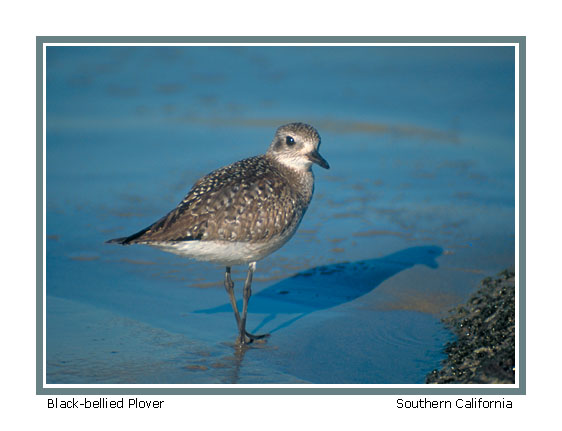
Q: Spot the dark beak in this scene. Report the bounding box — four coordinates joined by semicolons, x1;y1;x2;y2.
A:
308;149;330;169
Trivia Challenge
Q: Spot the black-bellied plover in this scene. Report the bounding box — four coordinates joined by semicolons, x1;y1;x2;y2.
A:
107;123;329;346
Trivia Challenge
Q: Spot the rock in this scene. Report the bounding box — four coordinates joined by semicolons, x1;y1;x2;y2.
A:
426;269;515;384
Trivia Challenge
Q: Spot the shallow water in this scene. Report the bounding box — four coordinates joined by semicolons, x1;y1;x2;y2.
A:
45;45;515;384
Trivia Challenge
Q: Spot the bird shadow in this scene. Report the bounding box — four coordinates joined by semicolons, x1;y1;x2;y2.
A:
194;245;443;335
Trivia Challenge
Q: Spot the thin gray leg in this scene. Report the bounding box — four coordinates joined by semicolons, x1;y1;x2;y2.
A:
237;262;270;345
224;267;241;330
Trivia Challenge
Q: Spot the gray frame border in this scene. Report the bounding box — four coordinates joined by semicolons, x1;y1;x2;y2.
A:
37;36;525;395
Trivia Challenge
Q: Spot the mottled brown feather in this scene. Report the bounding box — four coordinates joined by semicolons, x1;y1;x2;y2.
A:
121;154;313;245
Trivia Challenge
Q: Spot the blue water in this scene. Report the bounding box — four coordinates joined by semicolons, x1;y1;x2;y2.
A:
45;45;515;384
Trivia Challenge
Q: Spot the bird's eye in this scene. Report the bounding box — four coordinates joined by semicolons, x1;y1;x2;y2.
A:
286;136;295;146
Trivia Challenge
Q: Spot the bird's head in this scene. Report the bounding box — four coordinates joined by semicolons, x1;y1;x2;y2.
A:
267;123;330;172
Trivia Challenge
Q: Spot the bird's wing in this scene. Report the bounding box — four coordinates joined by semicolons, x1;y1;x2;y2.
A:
120;157;302;244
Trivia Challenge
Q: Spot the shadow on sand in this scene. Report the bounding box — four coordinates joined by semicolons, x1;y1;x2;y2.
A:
195;245;443;335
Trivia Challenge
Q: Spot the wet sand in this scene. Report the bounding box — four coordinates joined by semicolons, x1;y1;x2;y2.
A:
45;46;516;384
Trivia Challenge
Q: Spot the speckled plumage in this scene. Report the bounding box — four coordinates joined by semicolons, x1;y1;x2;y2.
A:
130;155;312;244
108;123;329;266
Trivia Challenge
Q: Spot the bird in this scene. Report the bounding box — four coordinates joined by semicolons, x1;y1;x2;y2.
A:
106;123;329;346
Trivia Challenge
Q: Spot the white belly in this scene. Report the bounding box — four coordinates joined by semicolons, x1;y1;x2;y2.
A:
150;232;294;266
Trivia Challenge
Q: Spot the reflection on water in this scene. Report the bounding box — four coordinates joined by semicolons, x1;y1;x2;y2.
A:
46;45;515;384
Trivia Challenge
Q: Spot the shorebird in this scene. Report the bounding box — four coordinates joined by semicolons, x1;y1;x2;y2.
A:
107;123;329;346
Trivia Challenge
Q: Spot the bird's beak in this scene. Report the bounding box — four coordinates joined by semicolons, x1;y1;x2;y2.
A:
308;149;330;169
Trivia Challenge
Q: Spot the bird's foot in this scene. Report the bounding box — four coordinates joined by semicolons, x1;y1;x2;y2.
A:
246;330;270;341
236;331;270;347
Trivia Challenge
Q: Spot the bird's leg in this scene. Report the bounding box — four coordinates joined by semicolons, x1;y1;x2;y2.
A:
237;262;255;345
237;262;270;346
224;267;241;330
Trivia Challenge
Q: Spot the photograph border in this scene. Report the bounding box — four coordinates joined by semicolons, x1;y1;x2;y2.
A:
37;36;525;395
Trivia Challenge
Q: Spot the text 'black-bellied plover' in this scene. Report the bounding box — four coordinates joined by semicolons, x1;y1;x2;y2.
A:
107;123;329;346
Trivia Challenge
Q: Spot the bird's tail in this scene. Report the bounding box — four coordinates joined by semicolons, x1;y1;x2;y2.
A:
105;236;129;245
105;225;152;245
